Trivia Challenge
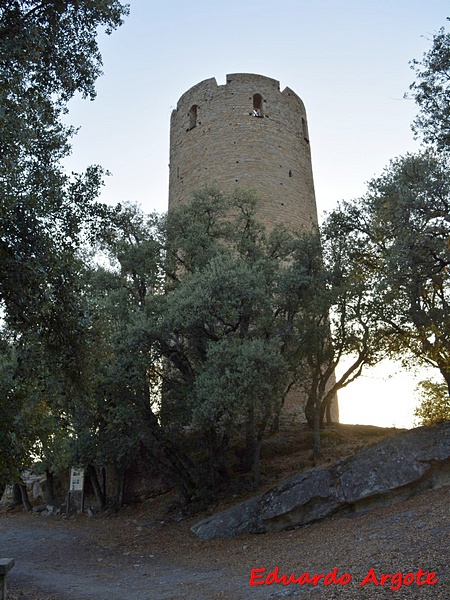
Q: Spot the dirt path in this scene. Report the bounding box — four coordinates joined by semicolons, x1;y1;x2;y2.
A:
1;485;450;599
0;513;262;599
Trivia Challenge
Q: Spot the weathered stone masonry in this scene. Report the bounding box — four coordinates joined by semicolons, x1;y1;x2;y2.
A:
169;73;318;232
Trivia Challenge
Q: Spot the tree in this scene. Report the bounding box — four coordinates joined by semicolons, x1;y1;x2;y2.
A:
329;152;450;396
158;249;291;488
192;337;287;487
414;379;450;426
0;0;128;338
81;203;206;506
289;223;391;458
88;191;336;500
0;327;74;504
158;189;318;489
0;334;21;490
89;189;395;491
0;2;128;497
6;186;396;505
408;18;450;151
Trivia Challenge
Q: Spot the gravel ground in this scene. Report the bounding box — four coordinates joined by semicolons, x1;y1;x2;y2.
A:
2;484;449;599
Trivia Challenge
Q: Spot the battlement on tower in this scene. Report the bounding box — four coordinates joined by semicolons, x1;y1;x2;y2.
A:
173;74;307;117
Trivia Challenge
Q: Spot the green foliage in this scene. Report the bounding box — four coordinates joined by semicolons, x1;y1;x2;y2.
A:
159;191;300;412
414;379;450;426
82;191;313;497
0;181;416;500
408;18;450;151
0;329;74;487
328;152;450;393
283;217;392;459
0;336;21;485
0;0;128;492
163;188;235;279
53;206;166;504
0;1;128;102
83;188;395;484
193;337;287;433
0;0;128;338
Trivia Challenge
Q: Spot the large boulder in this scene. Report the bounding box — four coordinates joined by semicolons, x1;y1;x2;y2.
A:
191;422;450;539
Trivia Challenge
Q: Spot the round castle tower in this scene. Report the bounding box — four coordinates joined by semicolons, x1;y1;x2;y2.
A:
168;73;338;422
169;73;319;231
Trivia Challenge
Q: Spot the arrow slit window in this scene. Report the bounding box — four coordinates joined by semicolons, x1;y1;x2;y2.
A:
189;105;198;129
253;94;263;117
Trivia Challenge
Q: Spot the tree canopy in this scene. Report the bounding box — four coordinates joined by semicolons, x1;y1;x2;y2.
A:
0;0;128;491
0;0;128;339
327;152;450;395
70;188;393;499
414;379;450;426
408;18;450;151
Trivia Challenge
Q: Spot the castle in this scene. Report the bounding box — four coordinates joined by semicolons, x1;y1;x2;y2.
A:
168;73;338;421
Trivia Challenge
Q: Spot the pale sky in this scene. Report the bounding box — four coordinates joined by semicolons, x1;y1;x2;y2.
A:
63;0;449;428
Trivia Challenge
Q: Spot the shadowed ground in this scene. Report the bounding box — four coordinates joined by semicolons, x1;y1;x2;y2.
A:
2;424;449;599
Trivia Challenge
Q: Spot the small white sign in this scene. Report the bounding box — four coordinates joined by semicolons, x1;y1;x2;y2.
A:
70;468;84;491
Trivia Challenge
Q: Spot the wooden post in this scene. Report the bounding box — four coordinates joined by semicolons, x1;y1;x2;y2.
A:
0;559;15;600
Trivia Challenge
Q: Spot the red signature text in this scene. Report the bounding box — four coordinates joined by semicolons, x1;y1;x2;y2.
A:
249;566;351;586
360;567;438;591
249;566;438;591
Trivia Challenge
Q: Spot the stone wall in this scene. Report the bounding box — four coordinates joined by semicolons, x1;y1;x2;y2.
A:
169;73;318;232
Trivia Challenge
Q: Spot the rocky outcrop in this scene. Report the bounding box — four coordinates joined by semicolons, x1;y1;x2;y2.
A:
191;422;450;539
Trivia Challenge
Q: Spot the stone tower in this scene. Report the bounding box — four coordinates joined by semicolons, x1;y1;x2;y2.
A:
169;73;318;231
168;73;337;422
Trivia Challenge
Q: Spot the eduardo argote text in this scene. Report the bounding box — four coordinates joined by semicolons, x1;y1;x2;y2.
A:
249;566;438;591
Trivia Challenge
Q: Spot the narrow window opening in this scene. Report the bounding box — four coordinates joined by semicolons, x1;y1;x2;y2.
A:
253;93;263;117
189;105;198;129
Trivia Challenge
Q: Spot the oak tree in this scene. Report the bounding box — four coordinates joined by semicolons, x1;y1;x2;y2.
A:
408;18;450;151
329;152;450;395
0;0;128;339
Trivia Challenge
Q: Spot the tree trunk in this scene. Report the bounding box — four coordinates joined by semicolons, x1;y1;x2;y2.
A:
19;483;32;511
326;401;332;426
251;438;262;488
304;394;315;428
116;467;125;509
87;464;106;510
270;414;280;434
439;366;450;397
206;431;230;494
243;407;256;473
101;466;107;501
141;399;206;505
44;470;55;505
320;390;336;427
312;403;322;462
13;483;22;506
244;409;267;488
